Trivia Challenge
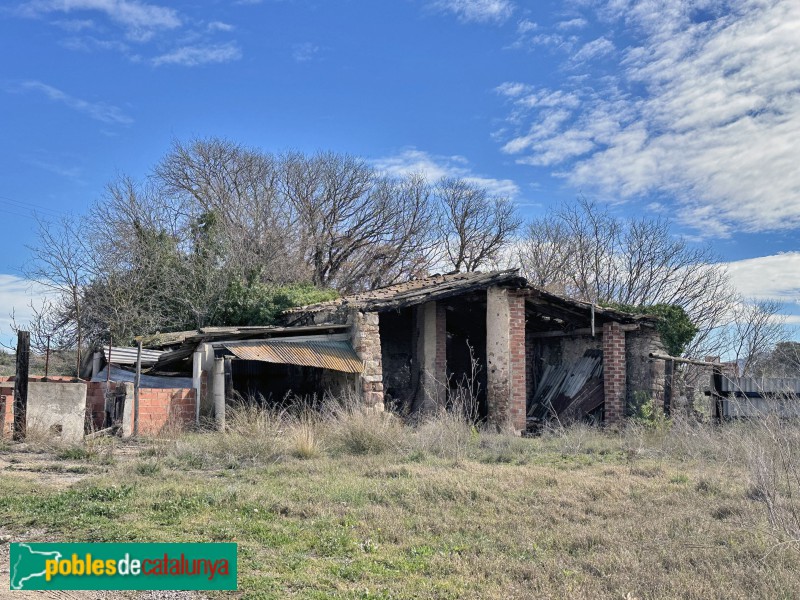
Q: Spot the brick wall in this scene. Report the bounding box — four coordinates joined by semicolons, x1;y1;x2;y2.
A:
352;310;384;409
435;302;447;383
1;376;195;438
0;383;12;438
135;388;196;435
486;287;527;432
86;382;108;430
603;321;626;425
508;291;527;431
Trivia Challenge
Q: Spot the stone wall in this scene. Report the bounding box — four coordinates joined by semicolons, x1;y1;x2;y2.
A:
626;327;666;414
351;310;384;410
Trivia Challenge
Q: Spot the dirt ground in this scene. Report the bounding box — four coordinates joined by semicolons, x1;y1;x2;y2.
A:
0;445;209;600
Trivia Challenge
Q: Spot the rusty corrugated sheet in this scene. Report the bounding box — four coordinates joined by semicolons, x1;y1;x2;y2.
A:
224;341;363;373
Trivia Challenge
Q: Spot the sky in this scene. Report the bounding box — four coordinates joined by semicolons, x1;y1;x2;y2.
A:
0;0;799;341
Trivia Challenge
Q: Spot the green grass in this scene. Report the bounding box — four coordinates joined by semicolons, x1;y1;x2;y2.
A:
2;415;800;599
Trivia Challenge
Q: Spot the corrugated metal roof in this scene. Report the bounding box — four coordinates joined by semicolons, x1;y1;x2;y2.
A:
102;346;164;365
720;376;800;394
224;340;363;373
92;366;192;389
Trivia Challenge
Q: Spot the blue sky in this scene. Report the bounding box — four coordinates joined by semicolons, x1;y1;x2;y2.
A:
0;0;799;339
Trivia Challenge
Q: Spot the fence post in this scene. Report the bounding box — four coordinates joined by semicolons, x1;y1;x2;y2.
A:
13;330;30;441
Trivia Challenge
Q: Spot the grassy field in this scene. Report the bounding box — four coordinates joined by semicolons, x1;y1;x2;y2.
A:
1;407;800;599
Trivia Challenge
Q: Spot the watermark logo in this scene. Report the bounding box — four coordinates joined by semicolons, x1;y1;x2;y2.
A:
10;543;237;591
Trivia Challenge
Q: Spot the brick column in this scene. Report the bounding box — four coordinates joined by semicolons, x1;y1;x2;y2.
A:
414;301;447;412
435;302;447;386
486;287;527;432
352;310;384;410
603;321;626;425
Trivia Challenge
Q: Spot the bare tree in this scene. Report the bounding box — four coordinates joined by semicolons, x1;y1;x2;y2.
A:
282;152;438;292
720;299;787;376
24;215;94;370
519;197;735;356
155;137;305;283
435;178;521;273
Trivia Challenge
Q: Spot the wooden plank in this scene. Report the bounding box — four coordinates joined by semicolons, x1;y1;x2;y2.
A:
528;328;595;339
13;331;30;441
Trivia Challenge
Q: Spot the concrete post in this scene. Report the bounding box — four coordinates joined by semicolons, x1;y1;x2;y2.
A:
213;357;225;431
192;351;202;425
92;352;102;379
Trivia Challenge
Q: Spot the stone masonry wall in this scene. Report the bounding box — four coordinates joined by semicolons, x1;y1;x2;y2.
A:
352;310;384;410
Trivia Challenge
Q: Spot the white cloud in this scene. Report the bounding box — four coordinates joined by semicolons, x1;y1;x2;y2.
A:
16;81;133;125
571;36;614;62
373;148;520;198
431;0;514;24
19;0;180;40
0;275;48;344
208;21;234;32
152;43;242;67
725;252;800;306
557;17;588;30
292;42;319;62
497;0;800;236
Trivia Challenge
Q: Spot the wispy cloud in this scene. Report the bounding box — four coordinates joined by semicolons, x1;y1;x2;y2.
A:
24;157;83;181
373;148;520;197
571;36;614;63
725;253;800;306
152;42;242;67
208;21;234;32
292;42;319;62
15;80;133;124
557;17;588;30
18;0;180;41
430;0;515;24
496;0;800;236
0;275;49;343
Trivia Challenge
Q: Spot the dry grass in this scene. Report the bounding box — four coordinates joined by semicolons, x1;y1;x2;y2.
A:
4;406;800;598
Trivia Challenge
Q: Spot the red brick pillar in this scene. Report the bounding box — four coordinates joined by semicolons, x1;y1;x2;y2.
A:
603;321;626;425
486;287;527;432
508;292;527;431
435;303;447;384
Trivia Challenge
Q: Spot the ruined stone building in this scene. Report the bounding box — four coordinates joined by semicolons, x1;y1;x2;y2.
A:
146;270;664;430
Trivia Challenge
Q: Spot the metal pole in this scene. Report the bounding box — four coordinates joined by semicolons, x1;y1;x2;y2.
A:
133;340;142;437
104;334;112;427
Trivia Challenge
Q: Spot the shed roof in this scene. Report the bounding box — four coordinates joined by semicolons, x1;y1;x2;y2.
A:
285;269;656;328
224;340;363;373
284;270;526;315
